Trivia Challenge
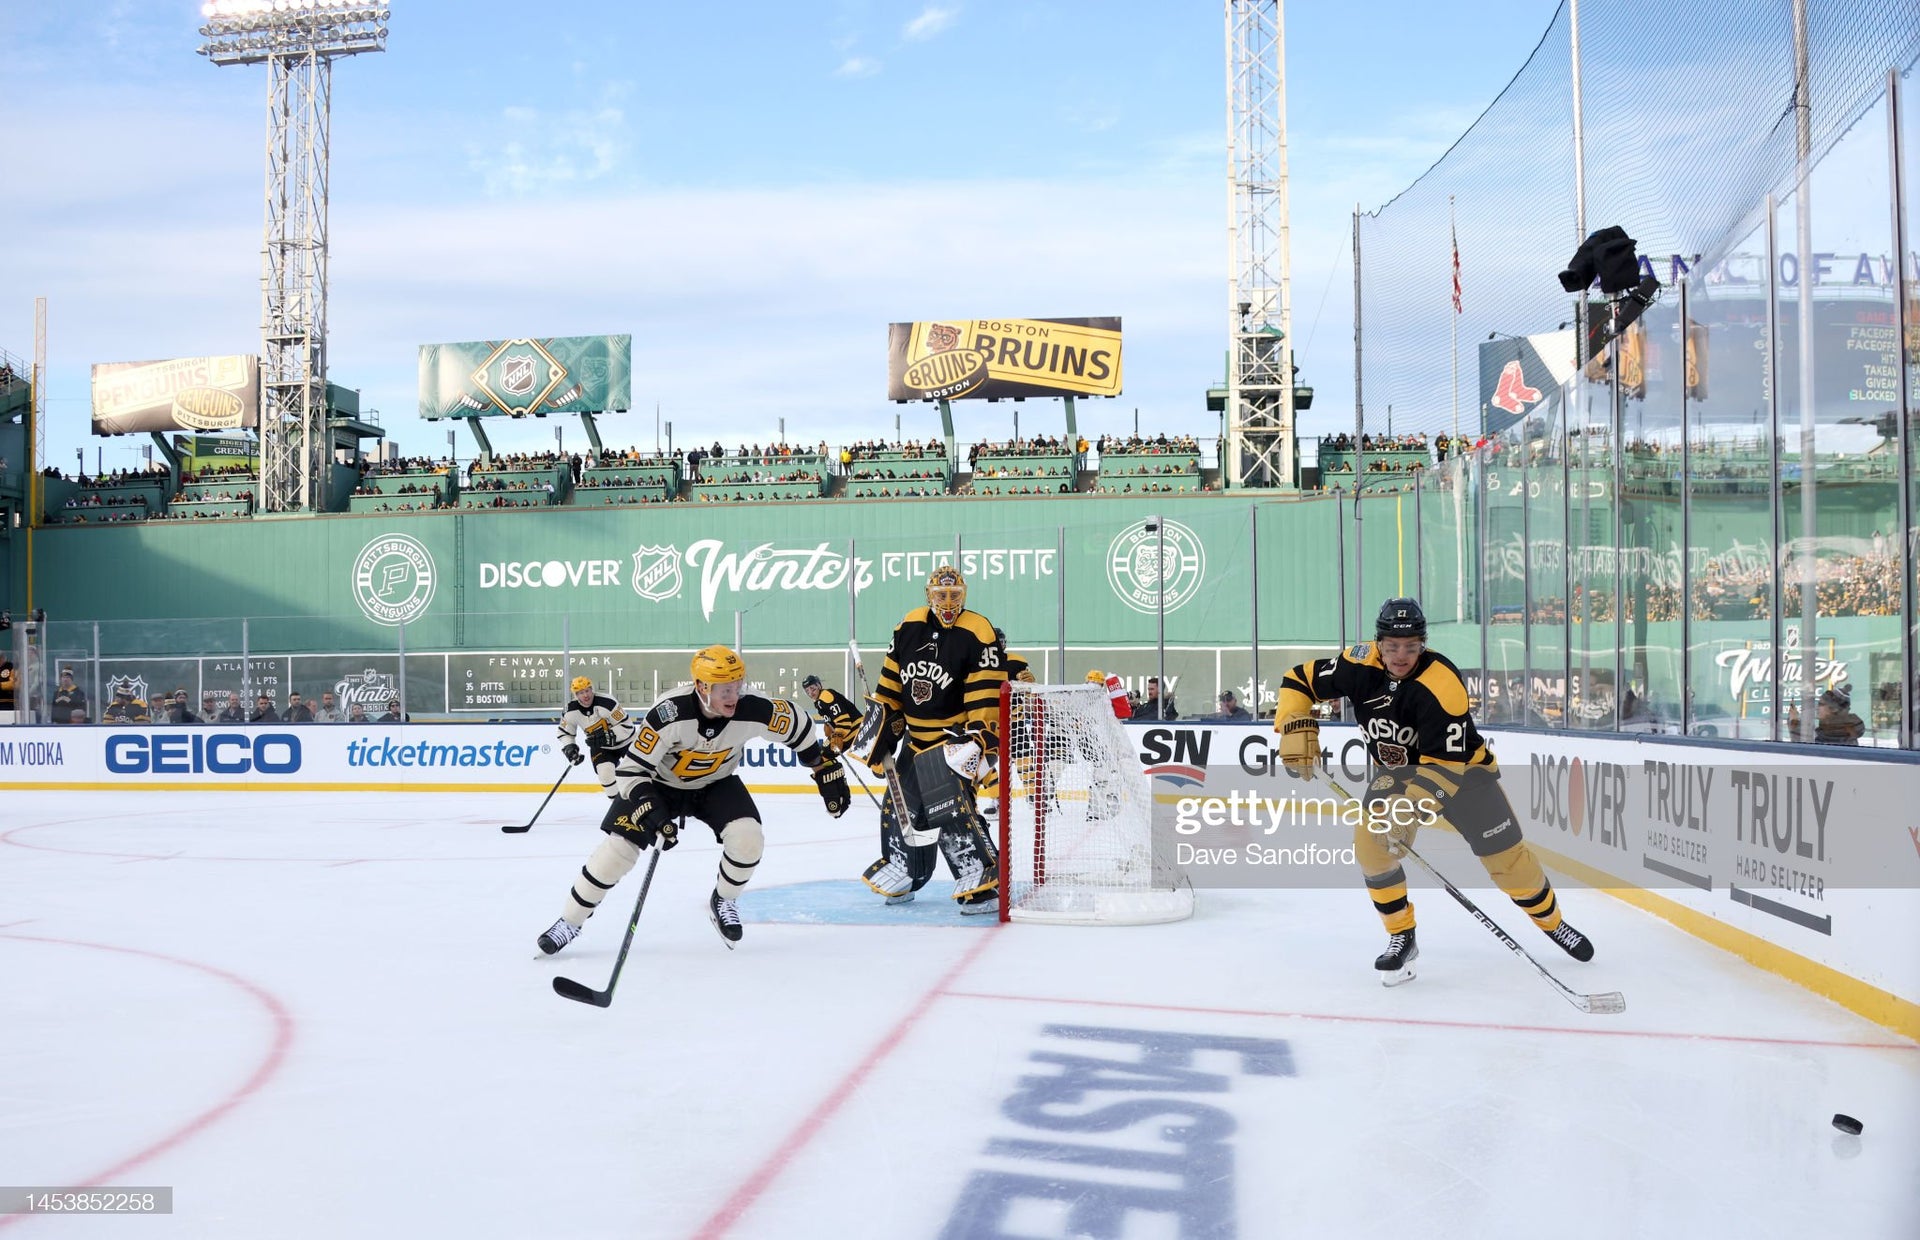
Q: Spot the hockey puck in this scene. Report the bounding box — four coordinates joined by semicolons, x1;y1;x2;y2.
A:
1831;1113;1863;1136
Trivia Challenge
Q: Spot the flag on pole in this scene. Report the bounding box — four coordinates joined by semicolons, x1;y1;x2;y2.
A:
1450;221;1463;314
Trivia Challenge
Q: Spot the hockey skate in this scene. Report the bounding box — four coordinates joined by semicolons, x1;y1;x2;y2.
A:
951;857;999;914
861;855;915;904
1374;928;1418;986
1546;920;1595;961
537;918;581;956
708;889;744;947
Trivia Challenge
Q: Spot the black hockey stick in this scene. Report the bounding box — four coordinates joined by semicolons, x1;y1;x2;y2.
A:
552;843;663;1008
502;762;572;834
1327;778;1625;1016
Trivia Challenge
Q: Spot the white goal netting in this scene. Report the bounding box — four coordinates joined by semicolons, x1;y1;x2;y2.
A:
996;682;1194;925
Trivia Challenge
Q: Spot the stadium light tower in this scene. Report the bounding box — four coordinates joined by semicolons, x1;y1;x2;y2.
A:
198;1;390;512
1224;1;1294;488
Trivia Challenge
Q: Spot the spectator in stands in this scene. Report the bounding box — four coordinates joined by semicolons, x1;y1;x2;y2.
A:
52;668;87;724
69;708;89;725
1213;690;1252;722
0;655;13;724
103;684;151;724
218;691;247;723
201;691;220;720
1789;685;1864;746
379;697;407;722
348;701;370;723
163;689;199;724
1140;676;1179;721
251;693;279;723
312;690;343;723
284;691;314;723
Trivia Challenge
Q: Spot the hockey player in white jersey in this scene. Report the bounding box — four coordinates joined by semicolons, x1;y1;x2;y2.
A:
537;645;850;953
555;675;636;800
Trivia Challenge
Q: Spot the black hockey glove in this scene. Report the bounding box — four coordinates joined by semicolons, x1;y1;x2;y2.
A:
562;741;584;766
608;784;679;851
809;753;851;818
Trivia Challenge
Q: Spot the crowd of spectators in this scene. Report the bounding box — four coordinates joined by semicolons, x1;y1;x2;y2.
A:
845;439;944;461
44;675;409;725
1097;433;1199;455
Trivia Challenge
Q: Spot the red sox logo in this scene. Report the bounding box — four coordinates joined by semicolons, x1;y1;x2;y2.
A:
1489;360;1542;416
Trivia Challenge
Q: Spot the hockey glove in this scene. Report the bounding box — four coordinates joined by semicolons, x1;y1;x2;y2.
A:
941;728;984;781
1277;713;1320;781
809;754;851;818
562;741;584;766
609;784;679;851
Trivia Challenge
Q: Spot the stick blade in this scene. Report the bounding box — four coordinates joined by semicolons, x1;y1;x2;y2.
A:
1574;990;1627;1015
501;823;533;834
552;976;614;1007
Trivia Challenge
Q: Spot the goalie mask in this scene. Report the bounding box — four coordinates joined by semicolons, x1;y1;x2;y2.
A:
926;564;967;626
690;644;746;716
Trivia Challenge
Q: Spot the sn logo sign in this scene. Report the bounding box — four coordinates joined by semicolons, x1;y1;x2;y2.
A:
1138;727;1212;787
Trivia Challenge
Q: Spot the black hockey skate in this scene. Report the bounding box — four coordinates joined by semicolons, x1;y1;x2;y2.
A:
709;889;744;948
1375;928;1418;987
538;918;581;956
1546;920;1595;961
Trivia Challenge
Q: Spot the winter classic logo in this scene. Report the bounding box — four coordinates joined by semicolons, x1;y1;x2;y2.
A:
1106;520;1206;614
352;534;437;626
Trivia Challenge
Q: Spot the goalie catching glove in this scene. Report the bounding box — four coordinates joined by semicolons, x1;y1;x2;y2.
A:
807;750;851;818
562;741;584;766
940;727;984;781
1277;712;1320;780
610;784;679;851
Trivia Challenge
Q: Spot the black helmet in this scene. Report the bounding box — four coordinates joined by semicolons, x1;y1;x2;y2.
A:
1375;597;1427;641
800;674;823;690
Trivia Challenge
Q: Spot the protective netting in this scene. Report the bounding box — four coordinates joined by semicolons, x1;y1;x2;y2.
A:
1356;0;1920;441
997;682;1193;925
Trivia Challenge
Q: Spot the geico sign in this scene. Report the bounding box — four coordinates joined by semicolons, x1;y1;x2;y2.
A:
105;732;302;774
478;560;622;589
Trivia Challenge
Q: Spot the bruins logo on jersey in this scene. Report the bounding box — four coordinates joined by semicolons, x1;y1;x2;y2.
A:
911;680;934;705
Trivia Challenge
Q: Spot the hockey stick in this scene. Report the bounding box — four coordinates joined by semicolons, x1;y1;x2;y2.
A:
847;641;916;828
1326;778;1626;1016
502;761;573;834
552;842;664;1008
841;757;887;814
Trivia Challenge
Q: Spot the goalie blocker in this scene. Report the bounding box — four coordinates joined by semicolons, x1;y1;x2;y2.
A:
996;680;1194;925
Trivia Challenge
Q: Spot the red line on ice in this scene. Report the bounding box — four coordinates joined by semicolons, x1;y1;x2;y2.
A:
942;989;1917;1051
689;929;999;1239
0;933;296;1230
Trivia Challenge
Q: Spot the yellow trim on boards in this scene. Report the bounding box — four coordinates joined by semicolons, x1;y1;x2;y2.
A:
1533;842;1919;1045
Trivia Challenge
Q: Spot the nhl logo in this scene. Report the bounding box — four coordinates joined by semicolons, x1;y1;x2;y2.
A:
631;545;683;601
910;680;934;706
501;353;537;397
107;674;148;702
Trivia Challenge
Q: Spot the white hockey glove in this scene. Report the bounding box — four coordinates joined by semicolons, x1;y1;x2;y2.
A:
942;731;983;781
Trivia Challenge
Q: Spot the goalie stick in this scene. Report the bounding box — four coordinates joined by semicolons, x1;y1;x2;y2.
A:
502;762;572;834
848;640;916;829
552;842;664;1008
1327;778;1626;1016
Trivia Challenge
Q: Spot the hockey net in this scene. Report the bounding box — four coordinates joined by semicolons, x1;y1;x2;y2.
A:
996;681;1194;925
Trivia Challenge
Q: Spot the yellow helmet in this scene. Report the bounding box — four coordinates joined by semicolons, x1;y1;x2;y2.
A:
1086;670;1106;684
570;676;593;694
926;563;967;625
690;644;746;686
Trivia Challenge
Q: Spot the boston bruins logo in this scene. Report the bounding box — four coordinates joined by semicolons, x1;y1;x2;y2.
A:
910;679;935;705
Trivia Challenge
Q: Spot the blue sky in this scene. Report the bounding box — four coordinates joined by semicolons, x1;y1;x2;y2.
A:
0;0;1559;474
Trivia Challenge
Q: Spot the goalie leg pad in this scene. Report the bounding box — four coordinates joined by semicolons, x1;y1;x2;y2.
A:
563;833;641;925
714;817;764;900
911;745;976;837
863;798;937;898
938;814;1000;907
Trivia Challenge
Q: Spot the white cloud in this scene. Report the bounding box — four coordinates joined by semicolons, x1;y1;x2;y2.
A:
465;85;633;198
902;6;957;43
834;55;882;78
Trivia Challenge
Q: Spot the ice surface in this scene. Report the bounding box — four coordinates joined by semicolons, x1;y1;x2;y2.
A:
0;788;1914;1239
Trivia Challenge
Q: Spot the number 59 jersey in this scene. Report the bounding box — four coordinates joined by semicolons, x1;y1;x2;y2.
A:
614;689;819;791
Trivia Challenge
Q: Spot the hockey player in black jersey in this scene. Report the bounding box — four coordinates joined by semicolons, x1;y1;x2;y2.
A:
1275;597;1595;985
537;645;848;953
555;675;637;800
800;674;864;755
852;564;1007;910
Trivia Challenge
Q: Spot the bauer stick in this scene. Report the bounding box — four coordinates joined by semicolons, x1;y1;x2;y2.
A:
1326;777;1625;1016
502;761;572;834
552;839;666;1008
